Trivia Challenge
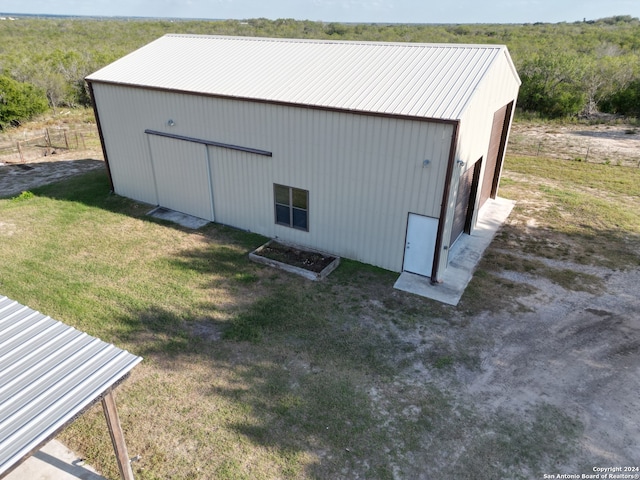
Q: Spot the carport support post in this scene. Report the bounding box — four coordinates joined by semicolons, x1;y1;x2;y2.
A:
101;388;135;480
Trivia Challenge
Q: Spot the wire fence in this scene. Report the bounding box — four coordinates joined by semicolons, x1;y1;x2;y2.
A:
3;124;639;168
508;129;640;168
0;126;100;164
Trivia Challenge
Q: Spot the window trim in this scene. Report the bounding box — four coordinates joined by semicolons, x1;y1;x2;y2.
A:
274;184;309;232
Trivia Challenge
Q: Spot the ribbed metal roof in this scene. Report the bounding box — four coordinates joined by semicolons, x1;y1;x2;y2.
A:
86;35;518;120
0;295;142;476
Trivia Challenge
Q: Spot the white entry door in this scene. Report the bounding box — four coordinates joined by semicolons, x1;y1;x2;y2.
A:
403;213;439;277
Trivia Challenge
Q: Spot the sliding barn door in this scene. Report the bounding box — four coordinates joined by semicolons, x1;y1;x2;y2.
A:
148;135;214;221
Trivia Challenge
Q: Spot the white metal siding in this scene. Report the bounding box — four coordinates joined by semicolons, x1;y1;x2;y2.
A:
87;35;514;121
435;51;521;278
207;146;269;232
89;37;521;277
91;85;454;272
92;85;158;205
0;296;142;476
148;135;214;221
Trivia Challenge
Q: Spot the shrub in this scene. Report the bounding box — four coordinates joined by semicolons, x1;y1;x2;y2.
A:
600;80;640;117
518;51;588;119
0;75;48;129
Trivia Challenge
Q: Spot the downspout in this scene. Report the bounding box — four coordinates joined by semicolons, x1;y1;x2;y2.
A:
430;120;460;284
86;80;114;193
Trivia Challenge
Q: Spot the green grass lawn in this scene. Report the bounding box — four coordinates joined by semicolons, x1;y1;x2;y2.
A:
496;156;640;270
1;170;449;479
1;156;639;479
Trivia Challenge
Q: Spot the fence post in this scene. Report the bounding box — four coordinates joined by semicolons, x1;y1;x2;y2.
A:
64;131;69;149
17;141;24;163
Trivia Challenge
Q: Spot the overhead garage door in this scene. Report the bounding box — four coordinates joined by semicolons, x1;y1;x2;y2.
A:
148;135;214;221
480;102;513;209
450;159;480;246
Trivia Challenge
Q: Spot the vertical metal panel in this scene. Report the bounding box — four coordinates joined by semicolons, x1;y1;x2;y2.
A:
148;135;213;221
436;51;521;277
208;146;271;231
90;38;521;277
480;103;510;208
456;52;521;168
91;83;457;272
253;105;454;271
91;85;158;205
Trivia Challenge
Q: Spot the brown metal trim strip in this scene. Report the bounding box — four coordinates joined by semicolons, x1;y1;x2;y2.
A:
431;121;460;284
86;80;115;192
90;80;459;126
144;129;272;157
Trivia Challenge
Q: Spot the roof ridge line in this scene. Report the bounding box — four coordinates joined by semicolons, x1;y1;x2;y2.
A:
162;33;507;49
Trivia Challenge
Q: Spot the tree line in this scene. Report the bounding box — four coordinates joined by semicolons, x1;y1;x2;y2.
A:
0;15;639;128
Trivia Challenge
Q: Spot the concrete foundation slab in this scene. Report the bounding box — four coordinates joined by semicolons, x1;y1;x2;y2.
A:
394;197;515;305
147;206;209;229
4;440;106;480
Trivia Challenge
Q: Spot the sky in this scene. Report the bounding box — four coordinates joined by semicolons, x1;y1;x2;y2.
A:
0;0;638;24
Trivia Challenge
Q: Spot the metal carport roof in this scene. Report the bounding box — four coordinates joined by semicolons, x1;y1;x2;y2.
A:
0;295;142;479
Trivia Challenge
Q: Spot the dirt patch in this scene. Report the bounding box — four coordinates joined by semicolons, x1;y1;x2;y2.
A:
510;122;640;167
0;148;105;198
370;248;640;476
466;268;640;466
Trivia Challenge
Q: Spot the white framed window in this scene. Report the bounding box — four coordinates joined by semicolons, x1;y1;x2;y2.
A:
274;184;308;231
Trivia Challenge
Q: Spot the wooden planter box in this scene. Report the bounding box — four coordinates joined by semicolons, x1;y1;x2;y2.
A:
249;240;340;281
